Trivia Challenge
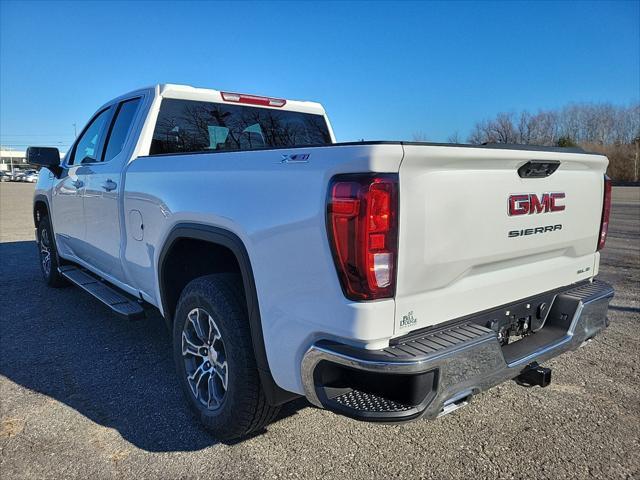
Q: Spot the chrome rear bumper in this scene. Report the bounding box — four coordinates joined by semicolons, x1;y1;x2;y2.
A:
301;280;614;421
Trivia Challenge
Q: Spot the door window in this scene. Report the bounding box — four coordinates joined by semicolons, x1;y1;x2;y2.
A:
102;98;142;163
69;109;111;165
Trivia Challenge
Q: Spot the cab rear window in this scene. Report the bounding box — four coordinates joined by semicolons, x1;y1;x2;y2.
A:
149;98;331;155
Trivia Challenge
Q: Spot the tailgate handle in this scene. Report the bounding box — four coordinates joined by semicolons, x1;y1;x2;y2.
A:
518;160;560;178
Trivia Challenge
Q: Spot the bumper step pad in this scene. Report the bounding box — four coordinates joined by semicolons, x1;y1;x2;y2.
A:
385;323;493;358
318;320;495;366
59;265;145;320
332;389;413;413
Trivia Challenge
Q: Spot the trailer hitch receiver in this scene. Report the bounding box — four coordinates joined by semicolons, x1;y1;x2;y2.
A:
516;362;552;388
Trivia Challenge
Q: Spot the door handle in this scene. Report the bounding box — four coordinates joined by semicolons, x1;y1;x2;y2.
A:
71;179;84;189
101;179;117;192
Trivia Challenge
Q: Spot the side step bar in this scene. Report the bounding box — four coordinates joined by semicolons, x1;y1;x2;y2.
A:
58;265;145;320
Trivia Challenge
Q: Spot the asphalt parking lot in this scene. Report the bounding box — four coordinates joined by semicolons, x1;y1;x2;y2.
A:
0;182;638;480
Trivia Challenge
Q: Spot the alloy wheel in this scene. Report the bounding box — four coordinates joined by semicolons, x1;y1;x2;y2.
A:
182;307;229;410
40;227;51;276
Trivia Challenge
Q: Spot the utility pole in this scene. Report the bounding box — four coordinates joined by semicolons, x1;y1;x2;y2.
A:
73;123;77;138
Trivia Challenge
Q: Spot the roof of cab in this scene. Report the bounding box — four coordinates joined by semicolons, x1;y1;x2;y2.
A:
157;83;326;116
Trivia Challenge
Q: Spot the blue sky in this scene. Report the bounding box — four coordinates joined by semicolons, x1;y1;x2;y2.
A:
1;0;638;151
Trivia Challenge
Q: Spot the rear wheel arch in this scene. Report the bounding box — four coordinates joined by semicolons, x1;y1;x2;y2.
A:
157;223;297;406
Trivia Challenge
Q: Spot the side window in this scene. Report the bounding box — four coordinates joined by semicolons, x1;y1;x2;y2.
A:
69;108;111;165
102;98;141;163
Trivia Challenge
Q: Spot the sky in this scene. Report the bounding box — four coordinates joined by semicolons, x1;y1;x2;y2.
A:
1;0;638;152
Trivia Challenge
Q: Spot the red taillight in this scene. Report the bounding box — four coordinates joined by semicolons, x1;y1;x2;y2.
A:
597;175;612;251
326;174;398;300
220;91;286;108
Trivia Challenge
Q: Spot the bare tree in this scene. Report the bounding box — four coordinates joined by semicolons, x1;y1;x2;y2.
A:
467;121;488;144
465;101;640;180
468;102;639;146
412;131;429;142
467;113;519;144
447;131;460;143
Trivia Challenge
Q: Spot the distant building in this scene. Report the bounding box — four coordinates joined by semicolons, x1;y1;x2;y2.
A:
0;148;26;171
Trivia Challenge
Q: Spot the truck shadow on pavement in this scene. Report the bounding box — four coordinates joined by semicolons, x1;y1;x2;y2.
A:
608;305;640;313
0;241;308;452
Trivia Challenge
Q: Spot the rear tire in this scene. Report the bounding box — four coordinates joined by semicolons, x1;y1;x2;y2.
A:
173;274;279;440
36;214;67;288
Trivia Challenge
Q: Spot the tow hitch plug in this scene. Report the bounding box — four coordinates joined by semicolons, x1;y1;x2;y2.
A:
516;362;552;388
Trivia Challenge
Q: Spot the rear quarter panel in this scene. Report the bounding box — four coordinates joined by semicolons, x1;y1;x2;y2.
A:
122;144;402;393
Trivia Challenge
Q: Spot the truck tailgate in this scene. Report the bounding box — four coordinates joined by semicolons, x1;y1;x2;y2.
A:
394;144;608;335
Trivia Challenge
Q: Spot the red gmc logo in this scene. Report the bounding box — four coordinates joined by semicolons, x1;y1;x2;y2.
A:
508;192;566;216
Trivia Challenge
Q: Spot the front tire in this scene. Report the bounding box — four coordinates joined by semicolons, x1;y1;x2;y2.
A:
173;274;279;440
36;214;67;288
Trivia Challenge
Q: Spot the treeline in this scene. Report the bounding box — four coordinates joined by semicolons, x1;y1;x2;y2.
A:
466;102;640;181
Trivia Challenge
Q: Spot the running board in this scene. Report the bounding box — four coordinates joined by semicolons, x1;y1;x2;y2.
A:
58;265;145;320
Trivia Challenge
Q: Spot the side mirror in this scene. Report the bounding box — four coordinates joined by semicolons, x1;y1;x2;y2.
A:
26;147;62;176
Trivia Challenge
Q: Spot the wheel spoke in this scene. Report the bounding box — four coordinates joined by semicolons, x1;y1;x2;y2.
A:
212;361;228;390
188;309;207;342
182;332;206;357
42;249;50;267
207;374;220;409
207;313;222;345
187;362;208;400
40;228;49;247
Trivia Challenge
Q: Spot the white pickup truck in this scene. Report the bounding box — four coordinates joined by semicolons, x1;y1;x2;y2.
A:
29;84;614;440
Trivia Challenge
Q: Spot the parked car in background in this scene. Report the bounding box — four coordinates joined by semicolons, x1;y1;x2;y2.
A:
22;170;39;183
0;171;11;182
10;170;26;181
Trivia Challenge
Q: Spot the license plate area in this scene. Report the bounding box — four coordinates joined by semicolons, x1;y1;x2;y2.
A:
468;290;565;346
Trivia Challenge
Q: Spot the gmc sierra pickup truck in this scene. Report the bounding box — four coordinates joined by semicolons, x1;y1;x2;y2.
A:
28;84;614;440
